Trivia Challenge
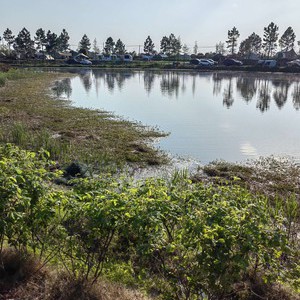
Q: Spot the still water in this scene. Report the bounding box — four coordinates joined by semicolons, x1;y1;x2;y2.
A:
53;70;300;164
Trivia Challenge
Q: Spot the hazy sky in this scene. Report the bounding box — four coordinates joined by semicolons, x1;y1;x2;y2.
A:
1;0;299;53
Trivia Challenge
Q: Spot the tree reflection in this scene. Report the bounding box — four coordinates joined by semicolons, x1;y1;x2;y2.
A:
91;71;136;93
273;81;290;109
256;80;271;112
236;76;257;103
79;70;92;93
292;82;300;110
212;73;222;96
160;72;180;97
68;70;300;112
105;73;116;92
223;78;234;108
144;71;156;94
52;78;72;98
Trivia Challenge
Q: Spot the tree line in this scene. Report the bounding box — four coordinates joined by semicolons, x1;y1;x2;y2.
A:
0;22;298;59
224;22;297;58
0;27;183;58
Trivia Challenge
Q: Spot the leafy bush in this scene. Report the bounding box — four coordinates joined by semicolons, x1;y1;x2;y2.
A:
0;144;298;299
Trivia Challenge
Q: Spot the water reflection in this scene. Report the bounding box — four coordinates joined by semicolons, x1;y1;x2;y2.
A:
52;78;72;98
257;80;271;112
58;70;300;112
55;69;300;163
223;78;234;108
292;82;300;110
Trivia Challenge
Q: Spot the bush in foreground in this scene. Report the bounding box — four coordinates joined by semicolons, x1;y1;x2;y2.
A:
0;144;299;299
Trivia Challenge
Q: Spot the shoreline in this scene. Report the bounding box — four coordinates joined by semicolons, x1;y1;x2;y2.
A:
2;59;300;74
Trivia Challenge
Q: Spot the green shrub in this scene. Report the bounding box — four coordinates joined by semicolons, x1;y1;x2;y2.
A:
0;144;298;299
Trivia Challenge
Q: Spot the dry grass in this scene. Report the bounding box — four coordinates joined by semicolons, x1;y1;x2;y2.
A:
0;249;153;300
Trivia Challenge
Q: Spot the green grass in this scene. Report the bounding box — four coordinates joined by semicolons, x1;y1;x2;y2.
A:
0;68;33;87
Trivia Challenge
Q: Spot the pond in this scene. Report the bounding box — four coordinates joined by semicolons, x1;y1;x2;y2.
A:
53;69;300;164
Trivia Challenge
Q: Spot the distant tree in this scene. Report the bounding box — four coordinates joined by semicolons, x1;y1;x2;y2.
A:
115;38;126;55
249;33;262;54
3;28;15;49
168;34;181;55
92;38;100;53
182;43;189;54
45;30;59;55
104;37;115;54
160;36;169;54
193;41;198;55
215;41;226;55
226;26;240;55
262;22;279;58
78;34;91;53
160;34;181;56
143;36;155;54
13;27;35;58
57;29;70;52
238;33;262;57
34;28;47;51
279;26;296;51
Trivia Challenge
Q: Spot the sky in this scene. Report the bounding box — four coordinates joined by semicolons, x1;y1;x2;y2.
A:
1;0;300;53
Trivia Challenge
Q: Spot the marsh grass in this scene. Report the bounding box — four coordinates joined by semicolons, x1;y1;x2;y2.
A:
0;68;34;87
0;70;168;171
198;158;300;200
0;72;6;86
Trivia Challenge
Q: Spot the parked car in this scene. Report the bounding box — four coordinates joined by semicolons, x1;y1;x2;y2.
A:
74;54;92;65
207;59;218;65
287;59;300;67
257;60;277;68
223;58;243;66
190;59;200;65
198;59;214;66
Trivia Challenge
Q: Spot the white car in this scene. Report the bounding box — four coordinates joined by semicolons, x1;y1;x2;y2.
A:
287;59;300;67
207;59;217;65
198;59;214;66
74;54;92;65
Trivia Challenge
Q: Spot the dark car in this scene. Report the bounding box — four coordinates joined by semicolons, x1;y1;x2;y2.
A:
190;59;200;65
223;58;243;66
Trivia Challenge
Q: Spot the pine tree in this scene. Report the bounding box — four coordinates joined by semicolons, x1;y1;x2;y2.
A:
3;28;15;49
238;33;261;57
92;39;100;53
45;30;58;55
13;27;35;58
168;34;181;56
57;29;70;52
182;44;189;54
34;28;47;51
279;26;296;51
262;22;279;58
160;36;169;54
143;36;155;54
226;27;240;55
78;34;91;53
115;39;126;55
104;37;115;54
